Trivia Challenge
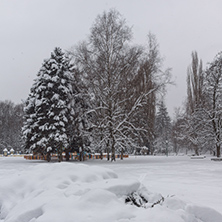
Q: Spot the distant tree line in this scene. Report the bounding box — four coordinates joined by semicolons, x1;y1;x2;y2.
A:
0;100;24;153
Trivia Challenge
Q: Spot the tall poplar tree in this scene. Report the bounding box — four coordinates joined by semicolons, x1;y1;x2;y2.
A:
183;51;205;155
186;51;204;114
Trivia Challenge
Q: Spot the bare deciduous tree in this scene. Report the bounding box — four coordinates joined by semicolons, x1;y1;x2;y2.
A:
204;52;222;157
70;10;171;160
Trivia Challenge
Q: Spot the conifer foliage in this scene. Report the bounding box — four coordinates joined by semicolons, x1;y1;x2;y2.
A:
22;48;74;160
154;99;171;154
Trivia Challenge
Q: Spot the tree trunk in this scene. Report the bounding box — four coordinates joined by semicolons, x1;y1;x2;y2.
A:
173;139;178;155
194;145;199;156
111;141;115;161
79;146;83;161
79;151;82;161
107;149;110;161
216;143;221;158
46;152;51;162
150;141;154;155
58;147;63;162
65;150;70;161
121;148;123;160
107;140;110;161
100;150;103;160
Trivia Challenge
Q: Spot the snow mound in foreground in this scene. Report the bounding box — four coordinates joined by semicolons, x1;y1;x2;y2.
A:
0;163;222;222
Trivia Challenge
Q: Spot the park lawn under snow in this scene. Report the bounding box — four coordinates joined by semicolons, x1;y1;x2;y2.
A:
0;156;222;222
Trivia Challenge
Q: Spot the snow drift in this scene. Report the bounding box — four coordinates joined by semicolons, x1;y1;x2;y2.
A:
0;161;222;222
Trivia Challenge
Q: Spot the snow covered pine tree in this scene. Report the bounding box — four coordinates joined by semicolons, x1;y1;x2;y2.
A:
154;99;171;155
22;47;74;161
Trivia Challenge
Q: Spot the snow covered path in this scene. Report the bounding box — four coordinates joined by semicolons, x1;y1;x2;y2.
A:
0;156;222;222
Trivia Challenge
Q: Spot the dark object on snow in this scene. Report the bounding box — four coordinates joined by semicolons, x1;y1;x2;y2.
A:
125;191;164;208
125;192;148;208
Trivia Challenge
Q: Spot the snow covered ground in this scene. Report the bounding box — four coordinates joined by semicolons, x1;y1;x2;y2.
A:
0;155;222;222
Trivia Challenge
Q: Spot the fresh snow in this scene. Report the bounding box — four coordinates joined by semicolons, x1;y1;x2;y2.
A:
0;156;222;222
47;83;53;88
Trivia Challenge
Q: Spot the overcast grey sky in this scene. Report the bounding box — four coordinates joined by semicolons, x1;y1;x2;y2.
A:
1;0;222;116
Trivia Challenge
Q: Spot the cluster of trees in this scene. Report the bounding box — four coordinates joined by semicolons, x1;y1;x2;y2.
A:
0;101;24;153
22;10;171;161
7;9;221;160
172;51;222;157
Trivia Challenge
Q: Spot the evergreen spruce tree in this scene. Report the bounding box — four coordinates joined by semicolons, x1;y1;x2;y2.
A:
154;99;171;154
66;68;92;161
23;47;74;161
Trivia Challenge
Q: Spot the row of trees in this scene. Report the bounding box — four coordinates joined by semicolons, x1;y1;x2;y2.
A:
22;10;171;161
172;51;222;157
10;9;221;159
